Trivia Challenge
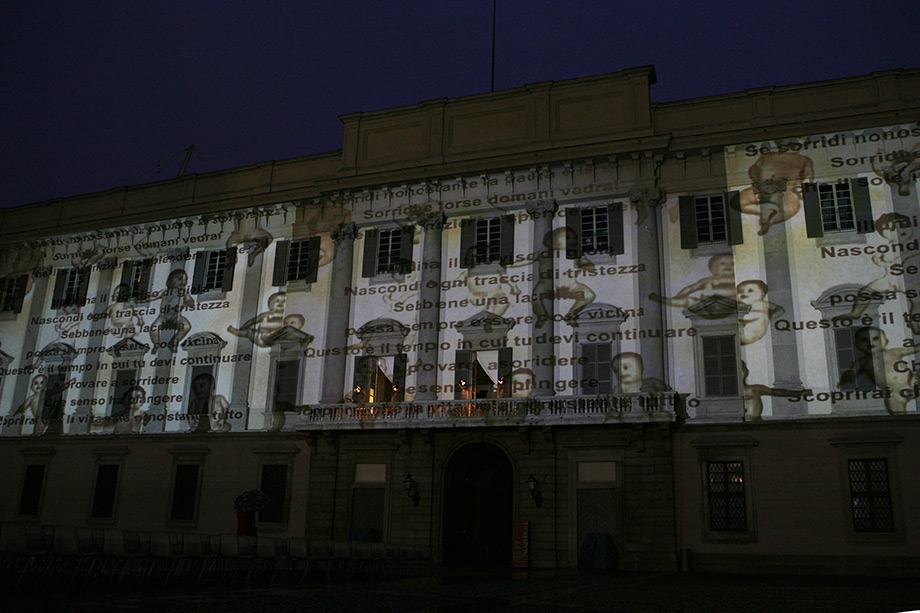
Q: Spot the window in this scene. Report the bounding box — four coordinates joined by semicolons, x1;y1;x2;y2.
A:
702;335;739;397
460;215;514;268
678;192;742;249
272;359;301;411
580;343;613;394
18;464;46;517
191;249;235;294
90;464;120;519
848;459;894;532
803;178;872;238
354;354;407;403
454;348;512;399
0;275;27;313
258;464;288;524
565;204;624;259
362;226;414;278
51;267;89;309
707;461;747;531
836;328;878;391
272;237;320;286
169;464;200;522
120;259;153;301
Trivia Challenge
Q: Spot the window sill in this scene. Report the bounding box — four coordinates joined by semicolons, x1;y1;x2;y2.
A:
368;271;407;286
690;242;732;259
467;262;505;276
575;252;617;267
703;530;757;544
283;280;313;294
815;231;867;247
195;290;227;304
0;310;20;322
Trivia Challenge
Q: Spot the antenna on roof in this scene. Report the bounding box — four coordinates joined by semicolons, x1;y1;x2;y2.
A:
176;144;194;178
491;0;497;92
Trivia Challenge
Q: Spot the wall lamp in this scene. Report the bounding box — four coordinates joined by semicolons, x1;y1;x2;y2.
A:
527;474;542;508
403;474;420;506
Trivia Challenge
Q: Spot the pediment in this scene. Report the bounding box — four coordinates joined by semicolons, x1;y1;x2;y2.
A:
181;332;228;352
107;337;150;358
683;295;750;321
569;302;629;326
356;318;410;340
36;342;77;363
263;325;315;347
456;310;516;336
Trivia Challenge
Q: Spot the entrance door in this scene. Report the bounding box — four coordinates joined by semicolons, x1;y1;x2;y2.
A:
442;443;513;566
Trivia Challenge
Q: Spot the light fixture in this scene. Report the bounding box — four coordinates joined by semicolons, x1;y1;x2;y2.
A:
527;474;542;508
403;474;420;506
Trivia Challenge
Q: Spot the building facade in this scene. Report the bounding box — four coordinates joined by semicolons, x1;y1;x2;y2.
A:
1;66;919;574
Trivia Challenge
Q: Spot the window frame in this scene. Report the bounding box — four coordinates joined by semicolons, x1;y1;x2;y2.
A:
565;203;625;263
692;434;758;543
0;274;28;315
847;458;895;533
361;225;415;280
252;444;300;532
119;259;153;302
679;191;743;253
51;267;90;310
272;237;321;288
459;215;514;270
803;177;873;239
191;248;236;296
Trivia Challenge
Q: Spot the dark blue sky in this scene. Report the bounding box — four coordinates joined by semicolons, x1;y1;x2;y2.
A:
2;1;919;209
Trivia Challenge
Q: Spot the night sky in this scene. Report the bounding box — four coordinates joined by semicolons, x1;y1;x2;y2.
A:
2;1;919;210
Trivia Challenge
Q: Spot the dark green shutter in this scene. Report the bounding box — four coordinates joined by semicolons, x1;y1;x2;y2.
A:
393;353;408;397
74;268;90;306
120;259;136;289
398;225;415;274
460;220;476;268
497;347;512;398
221;249;236;292
802;183;824;238
499;215;515;266
851;178;873;234
362;229;379;277
726;191;744;245
565;208;582;259
354;356;373;400
678;195;698;249
272;240;291;286
51;268;68;309
137;259;153;300
304;237;321;284
11;275;27;313
192;252;207;294
608;202;625;255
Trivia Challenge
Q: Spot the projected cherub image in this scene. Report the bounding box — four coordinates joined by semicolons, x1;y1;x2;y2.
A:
226;219;273;267
302;205;353;269
142;269;194;354
649;254;735;309
840;326;920;415
833;213;920;332
737;151;815;235
9;374;46;425
451;267;521;318
0;240;45;300
612;352;668;393
531;227;597;328
187;372;231;432
227;292;305;347
112;386;146;434
871;143;920;197
737;280;784;345
107;283;145;340
741;361;807;420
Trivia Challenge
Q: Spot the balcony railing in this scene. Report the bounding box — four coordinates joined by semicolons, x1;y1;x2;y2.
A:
282;392;678;431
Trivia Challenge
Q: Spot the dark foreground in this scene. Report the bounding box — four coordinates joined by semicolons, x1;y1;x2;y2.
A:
4;569;919;613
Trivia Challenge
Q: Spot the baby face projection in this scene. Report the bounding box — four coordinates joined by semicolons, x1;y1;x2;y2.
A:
737;280;766;305
612;352;642;393
744;151;814;235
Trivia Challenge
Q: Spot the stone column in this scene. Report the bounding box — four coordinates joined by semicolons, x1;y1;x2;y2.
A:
414;213;445;401
630;187;667;389
230;244;263;431
528;199;557;397
320;222;358;404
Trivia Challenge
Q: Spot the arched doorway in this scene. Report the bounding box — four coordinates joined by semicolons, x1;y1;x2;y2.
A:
442;442;513;566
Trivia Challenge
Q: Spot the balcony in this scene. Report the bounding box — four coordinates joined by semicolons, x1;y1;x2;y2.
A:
282;392;678;431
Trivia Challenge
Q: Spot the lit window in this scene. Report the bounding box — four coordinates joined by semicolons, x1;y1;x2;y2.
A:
51;268;89;309
708;461;746;531
818;182;855;233
474;218;501;265
192;249;235;294
803;178;872;238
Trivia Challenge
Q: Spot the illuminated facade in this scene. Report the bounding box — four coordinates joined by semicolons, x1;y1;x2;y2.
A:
1;66;919;574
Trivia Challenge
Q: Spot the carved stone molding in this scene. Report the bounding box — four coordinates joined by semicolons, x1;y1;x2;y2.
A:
526;199;558;220
331;222;359;243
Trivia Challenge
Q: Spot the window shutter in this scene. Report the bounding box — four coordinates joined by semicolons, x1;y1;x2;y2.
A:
726;191;744;245
802;184;824;238
362;229;379;277
51;268;68;309
608;202;625;255
353;356;373;400
500;215;515;266
497;347;512;397
221;248;236;292
137;259;153;300
596;343;613;393
393;353;408;396
192;252;207;294
74;268;90;306
11;275;27;313
120;259;136;289
304;237;321;284
460;220;476;268
454;350;472;399
398;225;415;274
272;241;291;286
851;178;873;234
678;195;698;249
565;208;582;259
